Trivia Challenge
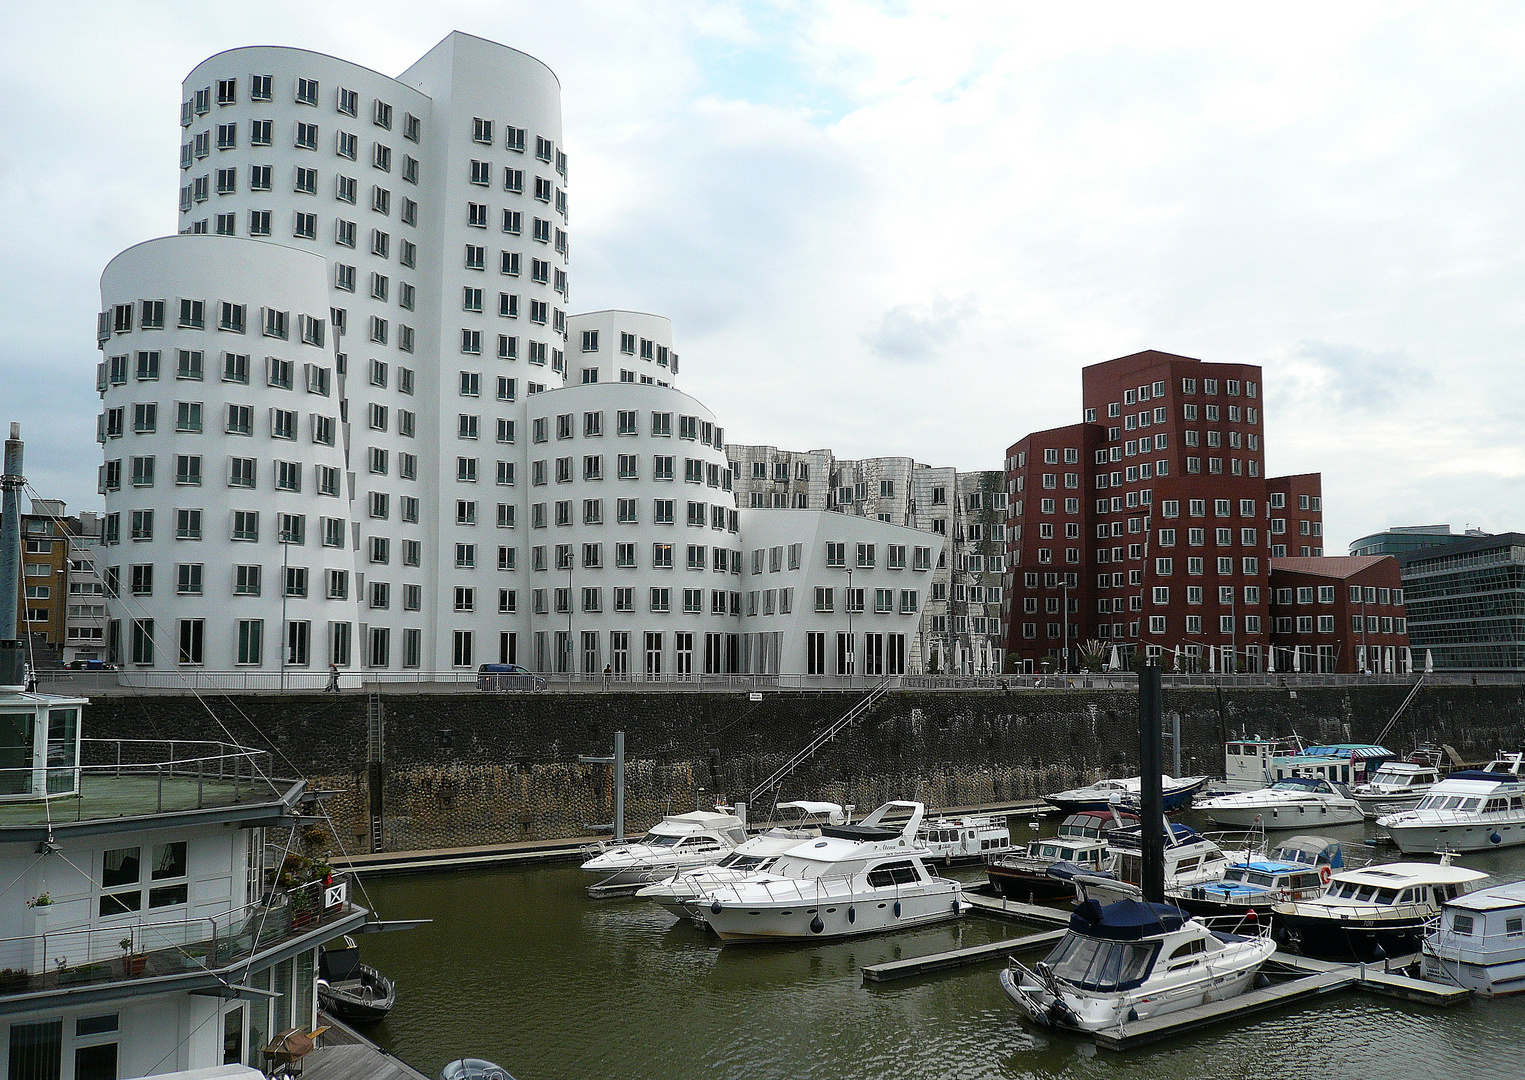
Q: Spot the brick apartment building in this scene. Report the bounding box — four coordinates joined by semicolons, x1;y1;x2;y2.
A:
1003;350;1331;673
1268;555;1410;673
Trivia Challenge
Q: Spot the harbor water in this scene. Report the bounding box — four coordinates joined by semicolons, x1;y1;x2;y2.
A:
353;814;1525;1080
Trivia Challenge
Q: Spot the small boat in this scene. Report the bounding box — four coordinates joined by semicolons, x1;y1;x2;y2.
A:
317;935;396;1026
1377;759;1525;853
1069;822;1233;906
1195;776;1365;829
1423;879;1525;996
697;801;964;943
1271;861;1489;960
440;1060;515;1080
1350;751;1445;813
1169;836;1346;917
581;810;749;889
998;897;1277;1032
637;801;844;921
917;814;1012;865
1044;775;1209;814
985;811;1138;901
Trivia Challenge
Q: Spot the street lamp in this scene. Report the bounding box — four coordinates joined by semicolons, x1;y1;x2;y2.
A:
562;547;574;688
278;528;296;691
845;565;854;686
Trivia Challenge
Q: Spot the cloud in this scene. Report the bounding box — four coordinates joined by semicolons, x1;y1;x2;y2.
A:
1293;340;1433;411
862;297;975;363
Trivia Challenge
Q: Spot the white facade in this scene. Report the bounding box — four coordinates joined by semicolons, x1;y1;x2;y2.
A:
95;32;941;680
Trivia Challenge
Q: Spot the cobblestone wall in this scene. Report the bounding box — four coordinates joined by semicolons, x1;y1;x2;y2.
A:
81;683;1525;853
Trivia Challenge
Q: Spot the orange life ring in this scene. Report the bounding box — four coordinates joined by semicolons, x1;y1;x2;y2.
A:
1319;865;1332;885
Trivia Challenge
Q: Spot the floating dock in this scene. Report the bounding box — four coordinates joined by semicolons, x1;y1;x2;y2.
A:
959;889;1071;926
862;928;1067;982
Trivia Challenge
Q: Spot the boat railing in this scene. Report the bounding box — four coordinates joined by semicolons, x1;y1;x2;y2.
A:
0;874;357;998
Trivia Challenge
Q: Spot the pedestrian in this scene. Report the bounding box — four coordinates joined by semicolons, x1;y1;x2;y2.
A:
325;662;340;693
603;663;612;688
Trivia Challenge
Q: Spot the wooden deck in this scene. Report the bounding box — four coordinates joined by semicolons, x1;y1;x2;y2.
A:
862;928;1067;982
960;890;1072;926
299;1013;432;1080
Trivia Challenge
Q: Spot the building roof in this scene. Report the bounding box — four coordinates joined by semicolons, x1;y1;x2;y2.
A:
1270;555;1390;580
1398;532;1525;568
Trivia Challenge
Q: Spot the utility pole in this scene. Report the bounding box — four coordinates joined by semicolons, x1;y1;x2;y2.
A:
1138;664;1165;904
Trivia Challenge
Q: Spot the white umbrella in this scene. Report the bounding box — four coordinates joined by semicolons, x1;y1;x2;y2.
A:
1267;645;1276;674
1384;648;1393;674
1403;647;1412;674
1172;645;1182;672
1293;647;1302;673
1425;649;1434;674
1108;645;1121;671
1208;645;1216;672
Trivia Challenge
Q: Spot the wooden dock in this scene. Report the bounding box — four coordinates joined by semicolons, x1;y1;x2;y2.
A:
862;928;1067;982
960;890;1071;926
301;1012;433;1080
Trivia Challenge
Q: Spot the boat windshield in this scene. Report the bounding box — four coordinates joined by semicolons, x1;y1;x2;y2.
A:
1246;872;1277;888
717;853;772;871
639;833;683;847
1223;869;1247;883
767;856;868;881
1046;932;1160;992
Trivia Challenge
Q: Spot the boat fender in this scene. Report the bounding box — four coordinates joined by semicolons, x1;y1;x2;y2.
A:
1490;832;1503;846
848;906;856;924
893;901;901;918
710;900;723;915
1319;866;1332;885
952;898;962;916
810;916;824;934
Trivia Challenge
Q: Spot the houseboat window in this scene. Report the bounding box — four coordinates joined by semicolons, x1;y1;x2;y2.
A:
153;841;187;879
102;846;141;887
74;1041;117;1080
1224;869;1246;883
1374;888;1399;904
0;711;35;797
222;1005;245;1065
1176;857;1201;873
1486;799;1508;813
1506;917;1523;938
9;1020;63;1079
1246;871;1276;887
1452;914;1475;935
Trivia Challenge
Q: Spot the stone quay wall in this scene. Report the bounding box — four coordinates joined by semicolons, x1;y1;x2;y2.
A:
81;684;1525;854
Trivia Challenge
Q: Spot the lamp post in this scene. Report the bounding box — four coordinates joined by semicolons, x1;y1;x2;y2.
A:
845;565;854;687
279;528;295;691
1360;592;1369;676
563;548;574;688
1229;585;1237;677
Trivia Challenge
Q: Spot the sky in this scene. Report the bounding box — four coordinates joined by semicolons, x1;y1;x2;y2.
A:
2;0;1523;549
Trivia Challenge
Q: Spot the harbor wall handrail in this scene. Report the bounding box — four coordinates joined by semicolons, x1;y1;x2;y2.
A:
35;669;1525;695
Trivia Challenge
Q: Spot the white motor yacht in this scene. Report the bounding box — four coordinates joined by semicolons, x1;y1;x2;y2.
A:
1350;758;1443;813
1195;776;1365;829
697;801;964;943
1423;879;1525;996
999;898;1276;1032
581;810;748;890
636;802;845;921
1377;762;1525;853
1045;775;1209;814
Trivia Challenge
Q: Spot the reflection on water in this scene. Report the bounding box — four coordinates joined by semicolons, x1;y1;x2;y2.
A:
355;813;1525;1080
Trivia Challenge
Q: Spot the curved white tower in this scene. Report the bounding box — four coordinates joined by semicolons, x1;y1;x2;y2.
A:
98;235;354;674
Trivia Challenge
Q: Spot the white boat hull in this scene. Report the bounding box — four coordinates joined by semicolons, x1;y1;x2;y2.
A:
999;937;1275;1032
1423;950;1525;996
1199;801;1364;829
702;885;964;943
1381;818;1525;854
1351;791;1426;813
581;853;726;887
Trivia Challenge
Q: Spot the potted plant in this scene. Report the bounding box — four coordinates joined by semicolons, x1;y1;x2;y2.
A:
179;946;209;971
27;893;52;909
119;937;146;977
0;968;30;991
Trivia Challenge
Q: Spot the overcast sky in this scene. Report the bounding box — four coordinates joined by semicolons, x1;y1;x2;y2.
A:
3;1;1522;548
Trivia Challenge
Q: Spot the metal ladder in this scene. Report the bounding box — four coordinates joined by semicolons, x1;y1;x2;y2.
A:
367;692;385;852
748;677;895;803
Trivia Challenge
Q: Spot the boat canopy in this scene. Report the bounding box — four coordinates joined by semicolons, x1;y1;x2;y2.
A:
1070;898;1188;940
1447;770;1524;783
1274;836;1345;868
776;801;847;824
819;824;899;842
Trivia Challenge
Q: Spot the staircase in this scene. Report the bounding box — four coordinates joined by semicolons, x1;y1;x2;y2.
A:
748;678;895;803
366;693;385;853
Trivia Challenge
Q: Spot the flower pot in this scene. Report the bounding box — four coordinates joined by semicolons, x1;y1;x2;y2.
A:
121;956;146;977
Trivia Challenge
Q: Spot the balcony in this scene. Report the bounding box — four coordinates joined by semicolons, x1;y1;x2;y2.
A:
0;876;364;1003
0;739;290;830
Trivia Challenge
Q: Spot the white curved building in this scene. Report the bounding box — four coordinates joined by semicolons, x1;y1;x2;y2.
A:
95;32;940;681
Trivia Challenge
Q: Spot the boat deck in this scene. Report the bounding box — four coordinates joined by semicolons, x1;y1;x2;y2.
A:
299;1012;432;1080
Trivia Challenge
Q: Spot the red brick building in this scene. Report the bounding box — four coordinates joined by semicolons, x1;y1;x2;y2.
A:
1269;556;1410;673
1004;350;1324;673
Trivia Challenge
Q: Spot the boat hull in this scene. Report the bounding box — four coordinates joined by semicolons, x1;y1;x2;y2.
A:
1272;909;1432;961
318;963;396;1026
1351;792;1426;814
998;941;1273;1032
1199;802;1364;829
1048;779;1206;815
1380;819;1525;854
703;887;964;943
1422;950;1525;997
986;863;1085;901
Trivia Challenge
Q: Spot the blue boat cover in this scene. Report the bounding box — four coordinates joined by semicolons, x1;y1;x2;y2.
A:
1447;770;1522;783
1070;898;1188;940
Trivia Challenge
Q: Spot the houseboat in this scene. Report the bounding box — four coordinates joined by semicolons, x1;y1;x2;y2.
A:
1271;862;1488;960
1217;737;1392;793
916;814;1012;865
1422;880;1525;996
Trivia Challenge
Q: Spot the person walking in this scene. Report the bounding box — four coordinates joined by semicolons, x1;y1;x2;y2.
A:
325;663;340;693
603;663;612;689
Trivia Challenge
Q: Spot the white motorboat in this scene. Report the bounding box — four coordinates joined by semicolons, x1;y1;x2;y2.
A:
1377;761;1525;854
1045;775;1209;814
917;814;1012;865
986;810;1139;901
1423;879;1525;996
1195;777;1365;829
636;801;845;920
998;898;1276;1033
1350;756;1444;813
1065;822;1233;906
1271;861;1489;960
697;801;964;943
581;810;749;889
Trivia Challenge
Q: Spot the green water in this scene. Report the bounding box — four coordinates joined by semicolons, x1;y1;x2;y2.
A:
353;817;1525;1080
